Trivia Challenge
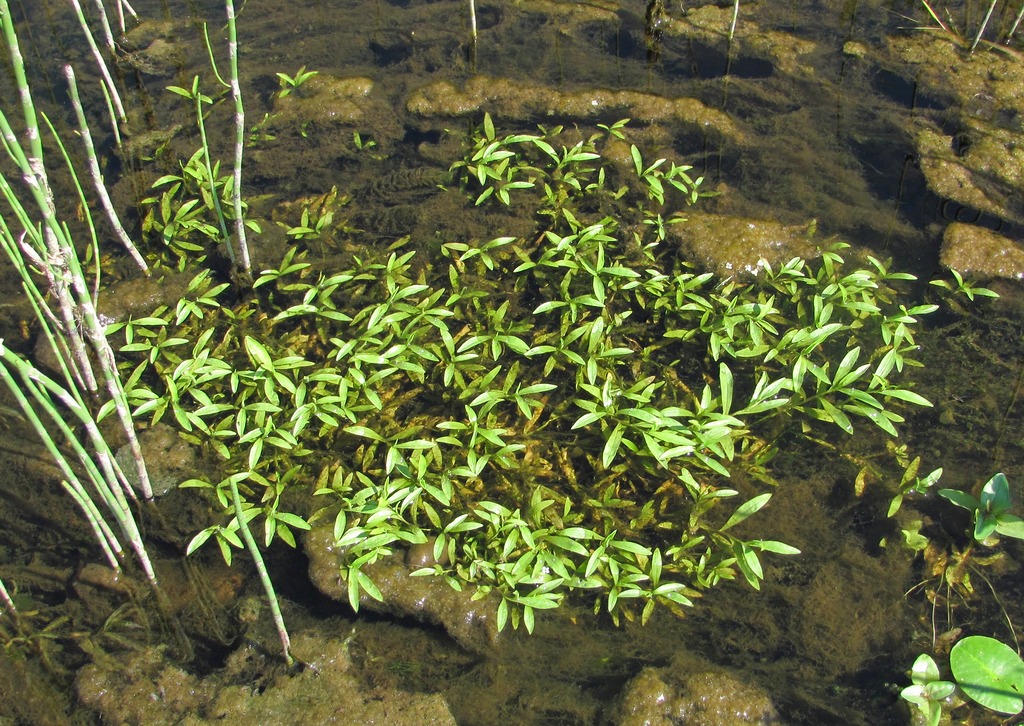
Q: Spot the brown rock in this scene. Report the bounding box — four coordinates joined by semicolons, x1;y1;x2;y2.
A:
615;663;779;726
940;222;1024;280
669;212;820;277
305;524;500;653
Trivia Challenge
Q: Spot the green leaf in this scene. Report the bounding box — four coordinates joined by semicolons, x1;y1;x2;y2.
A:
732;542;763;590
602;423;625;469
244;335;275;370
722;493;772;531
950;636;1024;714
629;144;643;176
719;362;733;415
185;527;215;555
981;472;1012;512
345;425;384;441
938;488;980;512
748;539;801;555
879;388;932;407
995;513;1024;540
911;653;942;686
572;411;605;429
820;399;853;435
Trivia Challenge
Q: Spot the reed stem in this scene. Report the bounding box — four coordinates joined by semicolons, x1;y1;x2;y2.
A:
68;0;126;127
64;65;148;273
229;474;293;666
225;0;252;274
970;0;1000;51
1007;1;1024;40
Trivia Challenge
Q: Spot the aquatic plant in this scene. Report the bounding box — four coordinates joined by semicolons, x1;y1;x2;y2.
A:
0;0;279;663
916;0;1024;52
949;635;1024;714
899;473;1024;723
122;113;942;634
903;635;1024;722
0;0;156;587
276;66;318;98
151;6;254;275
901;652;956;726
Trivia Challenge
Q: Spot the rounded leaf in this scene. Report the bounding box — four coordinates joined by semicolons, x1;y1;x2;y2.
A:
950;635;1024;714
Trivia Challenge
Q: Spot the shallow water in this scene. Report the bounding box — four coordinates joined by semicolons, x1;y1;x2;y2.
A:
2;0;1024;723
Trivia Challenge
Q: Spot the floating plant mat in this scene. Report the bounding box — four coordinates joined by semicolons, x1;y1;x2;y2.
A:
1;0;1023;724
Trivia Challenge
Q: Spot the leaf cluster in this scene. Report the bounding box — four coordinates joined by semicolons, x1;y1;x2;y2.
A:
114;117;939;631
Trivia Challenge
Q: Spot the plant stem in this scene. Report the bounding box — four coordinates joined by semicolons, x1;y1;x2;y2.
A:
68;0;126;127
225;0;252;274
970;0;999;51
729;0;740;42
1007;1;1024;40
0;2;98;392
228;475;293;666
0;575;17;618
64;65;149;273
116;0;139;34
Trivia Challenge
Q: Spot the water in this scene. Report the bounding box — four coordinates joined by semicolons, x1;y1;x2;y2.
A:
2;0;1023;723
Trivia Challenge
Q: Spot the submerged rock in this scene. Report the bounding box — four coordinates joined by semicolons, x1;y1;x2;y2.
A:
407;76;745;143
669;212;820;277
893;34;1024;228
304;524;501;653
116;422;201;497
614;662;779;726
940;222;1024;280
77;633;457;725
667;4;818;77
915;124;1024;227
273;75;378;126
117;20;188;76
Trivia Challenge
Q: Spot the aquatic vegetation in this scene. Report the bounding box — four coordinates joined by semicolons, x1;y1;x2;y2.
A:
901;652;957;726
0;0;157;588
915;0;1024;52
949;635;1024;714
276;66;319;98
899;473;1024;722
120;113;943;634
903;634;1024;723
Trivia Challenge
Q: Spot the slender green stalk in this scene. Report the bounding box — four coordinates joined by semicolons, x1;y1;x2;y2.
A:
88;0;118;58
196;93;233;255
64;65;148;273
224;0;252;273
0;575;16;618
32;110;154;501
0;4;155;578
970;0;1000;51
1006;1;1023;40
0;4;97;393
0;349;125;571
920;0;952;35
729;0;740;42
228;475;292;666
67;0;126;126
115;0;139;34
